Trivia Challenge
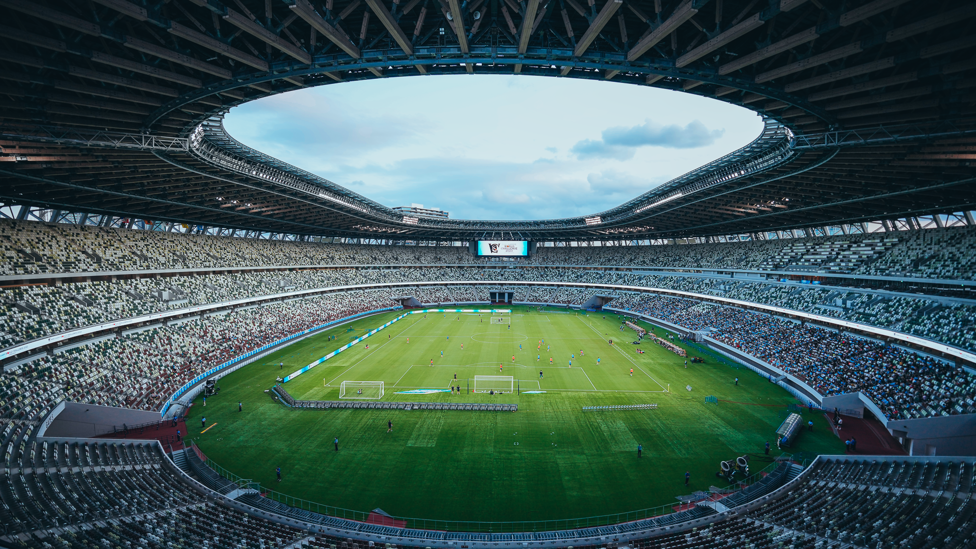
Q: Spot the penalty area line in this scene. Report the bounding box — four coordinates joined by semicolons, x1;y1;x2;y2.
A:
392;365;414;387
578;367;598;390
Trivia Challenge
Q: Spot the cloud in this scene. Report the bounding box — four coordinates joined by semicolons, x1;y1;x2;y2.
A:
317;156;620;220
603;119;725;149
223;90;424;164
570;119;725;161
569;139;636;161
222;77;763;219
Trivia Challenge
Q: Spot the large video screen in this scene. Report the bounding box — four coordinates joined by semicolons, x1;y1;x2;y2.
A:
477;241;529;257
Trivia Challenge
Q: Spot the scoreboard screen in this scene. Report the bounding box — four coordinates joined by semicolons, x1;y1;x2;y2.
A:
476;241;529;257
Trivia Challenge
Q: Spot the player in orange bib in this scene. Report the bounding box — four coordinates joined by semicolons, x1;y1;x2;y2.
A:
630;368;634;377
512;355;515;362
499;364;503;373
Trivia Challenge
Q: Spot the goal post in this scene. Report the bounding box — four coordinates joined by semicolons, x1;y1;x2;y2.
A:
339;381;384;399
473;375;514;394
490;316;507;324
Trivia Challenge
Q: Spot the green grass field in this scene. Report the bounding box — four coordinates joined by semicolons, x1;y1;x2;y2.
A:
187;307;844;525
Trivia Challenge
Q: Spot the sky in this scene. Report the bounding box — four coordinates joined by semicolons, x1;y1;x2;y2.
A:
223;75;764;221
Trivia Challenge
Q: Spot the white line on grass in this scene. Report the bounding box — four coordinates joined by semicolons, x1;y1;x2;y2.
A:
517;379;541;389
323;316;419;386
576;316;667;392
392;365;414;387
578;367;598;390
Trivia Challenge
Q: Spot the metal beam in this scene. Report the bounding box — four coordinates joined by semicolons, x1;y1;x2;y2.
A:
89;51;203;88
0;23;67;53
756;43;862;83
447;0;470;53
719;26;817;75
784;57;895;93
519;0;541;54
285;0;360;58
167;22;269;71
223;8;312;64
66;66;178;97
573;0;623;58
365;0;414;55
839;0;912;27
123;36;233;79
628;0;708;62
677;12;763;68
791;120;976;150
0;0;100;36
0;125;189;152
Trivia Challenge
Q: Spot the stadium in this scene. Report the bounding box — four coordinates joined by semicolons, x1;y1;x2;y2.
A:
1;0;976;547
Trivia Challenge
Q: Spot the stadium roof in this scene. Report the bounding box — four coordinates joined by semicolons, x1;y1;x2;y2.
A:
0;0;974;241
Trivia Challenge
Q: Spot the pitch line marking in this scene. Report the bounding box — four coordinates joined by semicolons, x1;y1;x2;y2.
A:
323;316;417;386
578;367;598;390
576;316;667;392
392;365;414;387
200;423;217;434
517;379;542;390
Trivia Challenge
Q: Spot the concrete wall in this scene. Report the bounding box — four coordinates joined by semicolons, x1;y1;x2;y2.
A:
886;414;976;456
822;393;865;416
43;402;163;438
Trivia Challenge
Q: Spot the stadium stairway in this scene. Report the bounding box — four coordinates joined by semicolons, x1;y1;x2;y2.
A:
170;447;188;472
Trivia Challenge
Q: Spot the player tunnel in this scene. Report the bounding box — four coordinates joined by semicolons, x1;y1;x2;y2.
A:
391;295;422;308
490;291;514;304
581;294;617;310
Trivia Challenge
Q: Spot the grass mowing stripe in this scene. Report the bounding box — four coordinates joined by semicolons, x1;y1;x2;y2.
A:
190;307;846;523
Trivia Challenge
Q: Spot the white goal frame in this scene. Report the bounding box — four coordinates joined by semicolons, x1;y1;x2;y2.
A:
491;316;508;324
474;375;514;394
338;381;385;399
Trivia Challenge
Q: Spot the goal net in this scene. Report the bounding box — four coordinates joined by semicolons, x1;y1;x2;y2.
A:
474;375;514;394
338;381;384;399
491;317;507;324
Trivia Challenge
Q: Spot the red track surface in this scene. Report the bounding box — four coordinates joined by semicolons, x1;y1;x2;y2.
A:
827;413;906;456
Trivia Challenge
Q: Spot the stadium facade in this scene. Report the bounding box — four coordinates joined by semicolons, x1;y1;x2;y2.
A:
1;0;976;547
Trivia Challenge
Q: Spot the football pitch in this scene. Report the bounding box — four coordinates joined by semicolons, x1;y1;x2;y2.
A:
187;307;844;525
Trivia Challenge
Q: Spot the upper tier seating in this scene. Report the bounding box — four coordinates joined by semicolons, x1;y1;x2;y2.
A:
3;219;976;280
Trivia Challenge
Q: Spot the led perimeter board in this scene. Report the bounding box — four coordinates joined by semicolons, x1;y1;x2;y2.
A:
476;241;529;257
